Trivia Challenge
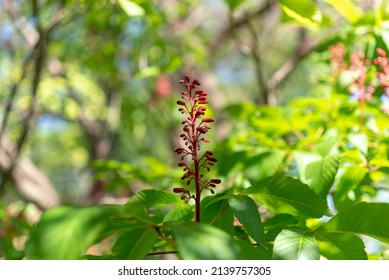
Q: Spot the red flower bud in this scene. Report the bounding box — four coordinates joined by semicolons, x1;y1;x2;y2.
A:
202;118;215;123
202;138;209;143
378;48;386;57
177;100;186;106
174;147;185;154
210;179;221;184
173;187;186;193
178;162;186;167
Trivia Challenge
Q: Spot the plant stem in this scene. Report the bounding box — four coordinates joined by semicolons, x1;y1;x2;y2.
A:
359;92;365;130
194;157;201;222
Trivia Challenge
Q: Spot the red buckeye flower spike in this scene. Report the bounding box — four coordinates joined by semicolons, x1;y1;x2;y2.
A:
173;74;221;222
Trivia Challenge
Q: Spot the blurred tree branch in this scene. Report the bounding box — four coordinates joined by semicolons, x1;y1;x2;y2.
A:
0;0;68;205
265;28;317;105
210;0;276;53
220;2;319;105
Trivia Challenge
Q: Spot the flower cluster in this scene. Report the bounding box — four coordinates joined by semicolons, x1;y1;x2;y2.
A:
374;48;389;114
329;44;375;101
329;43;347;76
173;74;221;222
347;53;375;102
329;44;379;127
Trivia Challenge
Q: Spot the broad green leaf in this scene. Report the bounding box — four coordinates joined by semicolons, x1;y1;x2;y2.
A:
228;195;266;248
243;150;285;181
118;0;145;17
333;165;367;208
315;232;367;260
172;223;240;260
273;227;320;260
306;154;340;197
236;240;271;260
312;139;338;157
111;226;158;259
201;198;234;235
25;205;122;259
218;150;246;176
263;214;298;230
126;189;184;209
317;202;389;243
324;0;363;23
163;205;194;224
294;151;322;182
200;192;231;210
244;175;330;218
278;0;323;29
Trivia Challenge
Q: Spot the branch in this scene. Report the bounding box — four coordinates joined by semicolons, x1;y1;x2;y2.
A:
246;15;269;105
0;0;67;192
210;0;276;53
265;28;318;105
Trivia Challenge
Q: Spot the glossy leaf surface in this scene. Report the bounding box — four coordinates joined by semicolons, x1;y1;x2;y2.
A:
273;227;320;260
245;175;330;218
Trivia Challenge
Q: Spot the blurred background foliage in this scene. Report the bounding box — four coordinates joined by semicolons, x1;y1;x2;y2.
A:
2;0;389;259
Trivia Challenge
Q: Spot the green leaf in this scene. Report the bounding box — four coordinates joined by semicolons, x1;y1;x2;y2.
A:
312;139;338;157
201;198;234;235
235;240;271;260
263;214;298;230
333;165;367;208
294;151;322;183
126;189;184;209
278;0;323;29
324;0;363;23
163;205;194;224
118;0;145;17
317;202;389;244
228;195;266;248
111;226;158;259
224;0;245;10
315;232;367;260
243;150;285;181
273;227;320;260
244;175;330;218
25;205;122;259
305;154;340;197
172;223;240;260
